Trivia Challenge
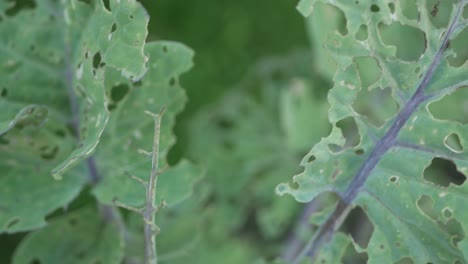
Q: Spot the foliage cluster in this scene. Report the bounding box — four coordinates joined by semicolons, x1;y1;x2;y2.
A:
1;0;468;263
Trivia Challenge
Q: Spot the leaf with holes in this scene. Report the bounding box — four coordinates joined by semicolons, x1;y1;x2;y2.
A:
12;207;124;264
0;0;148;179
0;0;147;232
277;0;468;263
92;42;201;208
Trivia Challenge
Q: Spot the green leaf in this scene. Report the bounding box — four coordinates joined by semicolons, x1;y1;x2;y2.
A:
279;0;468;262
0;115;86;233
12;206;124;264
92;42;200;208
0;0;149;179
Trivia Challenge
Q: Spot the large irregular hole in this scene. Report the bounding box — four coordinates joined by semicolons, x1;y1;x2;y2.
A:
328;117;360;152
340;206;374;249
5;0;36;16
427;0;455;28
423;158;466;187
353;86;398;127
400;0;419;20
440;218;464;247
428;87;468;124
416;195;438;220
110;84;129;103
355;25;368;41
354;56;381;90
447;27;468;67
379;22;426;61
444;133;463;153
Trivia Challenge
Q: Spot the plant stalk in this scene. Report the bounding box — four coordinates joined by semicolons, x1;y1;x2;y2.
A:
143;108;166;264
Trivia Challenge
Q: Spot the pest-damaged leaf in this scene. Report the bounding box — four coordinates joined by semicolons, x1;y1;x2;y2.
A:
0;0;149;179
12;207;124;264
92;42;201;208
278;0;468;263
0;0;147;233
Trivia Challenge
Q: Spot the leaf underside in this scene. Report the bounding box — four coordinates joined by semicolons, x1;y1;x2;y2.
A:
278;0;468;263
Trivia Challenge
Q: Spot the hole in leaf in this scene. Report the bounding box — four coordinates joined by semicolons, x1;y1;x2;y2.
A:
355;149;364;155
428;86;468;124
169;77;176;86
110;84;129;103
102;0;111;11
427;0;454;28
92;52;101;69
29;258;41;264
1;87;7;97
416;195;438;220
355;25;368;41
370;4;380;12
129;15;134;19
40;146;58;160
443;208;453;219
307;155;316;163
423;158;466;187
389;175;398;183
5;0;36;16
439;218;465;246
353;86;398;127
444;133;463;153
342;242;368;264
55;129;66;138
215;118;234;130
329;117;360;152
394;257;415;264
110;23;117;33
447;27;468;67
163;46;168;53
379;22;426;61
429;0;440;17
388;3;395;13
400;0;419;20
133;80;142;88
340;206;374;249
354;56;381;90
107;103;117;111
6;218;20;229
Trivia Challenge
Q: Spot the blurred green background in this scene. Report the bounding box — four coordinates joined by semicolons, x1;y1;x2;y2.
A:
138;0;309;163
